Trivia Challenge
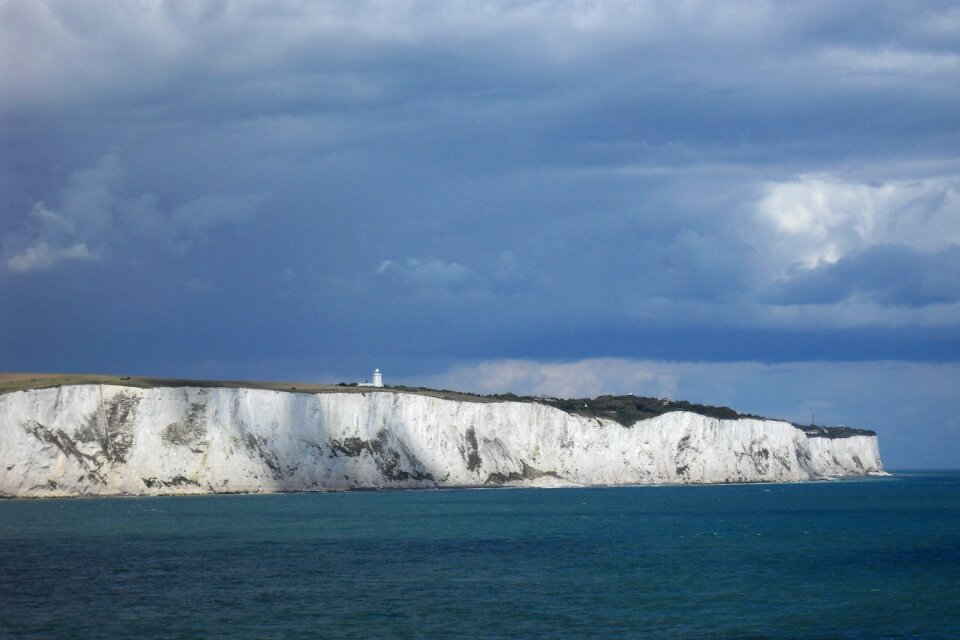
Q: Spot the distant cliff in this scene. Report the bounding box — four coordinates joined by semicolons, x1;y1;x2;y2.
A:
0;384;884;497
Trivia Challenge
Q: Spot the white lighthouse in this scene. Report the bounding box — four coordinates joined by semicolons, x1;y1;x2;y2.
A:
360;368;384;388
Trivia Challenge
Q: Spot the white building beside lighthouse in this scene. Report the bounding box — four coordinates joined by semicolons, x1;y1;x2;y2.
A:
359;369;384;388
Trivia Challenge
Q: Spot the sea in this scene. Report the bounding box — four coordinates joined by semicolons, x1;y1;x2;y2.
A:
1;472;958;639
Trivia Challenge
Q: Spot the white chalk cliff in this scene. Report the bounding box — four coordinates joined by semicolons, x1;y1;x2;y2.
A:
0;385;884;497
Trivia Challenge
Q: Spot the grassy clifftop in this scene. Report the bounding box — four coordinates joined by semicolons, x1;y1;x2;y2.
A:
0;374;500;403
0;373;875;436
0;373;350;396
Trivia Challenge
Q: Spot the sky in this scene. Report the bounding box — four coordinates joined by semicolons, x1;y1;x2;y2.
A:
2;1;959;468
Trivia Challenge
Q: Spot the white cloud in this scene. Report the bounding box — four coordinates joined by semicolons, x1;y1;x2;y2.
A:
0;1;868;110
0;0;189;108
756;175;960;271
170;194;264;235
916;4;960;39
2;153;265;273
1;153;123;272
377;257;473;288
819;47;960;81
418;358;679;399
5;241;95;273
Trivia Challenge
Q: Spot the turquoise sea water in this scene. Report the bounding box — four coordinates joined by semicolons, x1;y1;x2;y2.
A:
1;472;959;639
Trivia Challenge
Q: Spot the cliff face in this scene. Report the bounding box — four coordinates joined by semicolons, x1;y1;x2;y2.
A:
0;385;884;497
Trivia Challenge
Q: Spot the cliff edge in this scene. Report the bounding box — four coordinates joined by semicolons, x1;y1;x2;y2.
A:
0;384;884;497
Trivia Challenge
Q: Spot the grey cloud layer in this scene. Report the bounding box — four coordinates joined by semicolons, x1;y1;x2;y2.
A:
2;1;959;390
764;245;960;307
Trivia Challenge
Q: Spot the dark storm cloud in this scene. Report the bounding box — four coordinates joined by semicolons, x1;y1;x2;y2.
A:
764;245;960;307
2;0;959;381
